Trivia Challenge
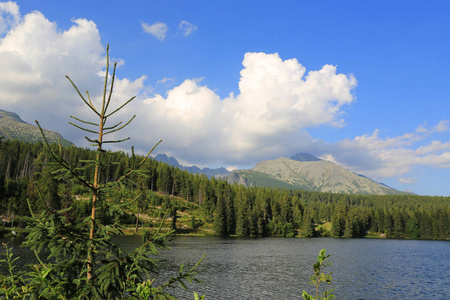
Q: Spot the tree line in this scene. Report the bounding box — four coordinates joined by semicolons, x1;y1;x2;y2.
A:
0;138;449;240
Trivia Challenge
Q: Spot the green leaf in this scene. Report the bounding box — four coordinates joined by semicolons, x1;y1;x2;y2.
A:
318;249;326;260
41;267;51;278
302;290;315;300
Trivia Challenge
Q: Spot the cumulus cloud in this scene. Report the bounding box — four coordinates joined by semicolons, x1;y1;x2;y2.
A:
416;121;449;134
3;4;450;186
119;52;357;167
0;6;147;146
308;122;450;180
0;1;20;34
0;4;358;169
431;120;449;132
142;21;168;41
178;20;197;37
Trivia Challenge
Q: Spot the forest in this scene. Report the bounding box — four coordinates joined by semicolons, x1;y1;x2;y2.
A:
0;138;449;240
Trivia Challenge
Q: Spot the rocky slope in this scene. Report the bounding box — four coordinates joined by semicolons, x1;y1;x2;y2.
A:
0;110;73;146
225;155;405;195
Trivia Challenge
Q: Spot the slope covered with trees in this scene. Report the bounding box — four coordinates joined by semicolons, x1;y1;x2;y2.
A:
1;138;448;240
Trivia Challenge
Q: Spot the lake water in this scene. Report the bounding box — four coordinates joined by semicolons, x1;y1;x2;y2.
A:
2;236;449;299
117;236;449;299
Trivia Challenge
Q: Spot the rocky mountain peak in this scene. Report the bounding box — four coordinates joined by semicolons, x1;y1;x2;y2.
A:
290;152;321;162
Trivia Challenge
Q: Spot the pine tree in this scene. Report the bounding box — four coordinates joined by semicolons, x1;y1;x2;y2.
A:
235;187;249;236
213;190;227;236
343;215;354;238
330;209;344;238
392;210;405;239
224;185;236;235
384;209;393;238
302;208;315;237
0;45;204;299
405;215;420;239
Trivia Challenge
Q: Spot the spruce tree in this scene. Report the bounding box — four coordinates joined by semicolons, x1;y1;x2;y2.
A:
213;190;227;236
225;186;236;235
235;187;249;236
405;216;420;239
343;215;354;238
330;210;344;238
0;45;204;299
302;208;315;237
392;210;405;238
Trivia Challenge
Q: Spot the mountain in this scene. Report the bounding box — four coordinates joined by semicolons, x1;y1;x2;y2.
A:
225;155;405;195
290;152;321;162
0;109;73;147
154;153;181;168
154;153;230;178
154;152;405;195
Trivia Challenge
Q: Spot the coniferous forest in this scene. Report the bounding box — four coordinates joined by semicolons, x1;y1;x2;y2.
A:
1;138;448;240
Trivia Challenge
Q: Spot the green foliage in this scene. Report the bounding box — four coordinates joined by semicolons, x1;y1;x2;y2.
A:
302;208;315;237
302;249;335;300
0;45;204;299
0;243;27;298
191;216;203;230
213;190;228;236
0;116;449;241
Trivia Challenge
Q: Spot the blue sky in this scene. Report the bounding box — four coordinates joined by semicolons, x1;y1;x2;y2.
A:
1;1;450;196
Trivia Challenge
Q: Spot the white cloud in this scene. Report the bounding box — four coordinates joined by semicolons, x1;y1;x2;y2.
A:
178;20;197;37
3;5;450;188
416;121;450;134
0;1;20;34
123;52;357;166
433;120;450;132
0;5;358;169
399;177;417;184
0;7;147;146
157;77;174;84
142;21;168;41
416;140;450;155
308;123;450;179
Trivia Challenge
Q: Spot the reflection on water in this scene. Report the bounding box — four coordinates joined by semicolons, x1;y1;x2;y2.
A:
2;236;449;299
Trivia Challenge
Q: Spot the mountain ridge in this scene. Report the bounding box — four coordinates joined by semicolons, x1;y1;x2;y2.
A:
290;152;321;162
224;155;406;195
154;152;406;195
2;109;406;195
0;109;73;147
154;153;230;179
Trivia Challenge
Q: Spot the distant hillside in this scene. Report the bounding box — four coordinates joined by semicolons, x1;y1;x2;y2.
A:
225;155;406;195
154;153;230;178
0;110;73;147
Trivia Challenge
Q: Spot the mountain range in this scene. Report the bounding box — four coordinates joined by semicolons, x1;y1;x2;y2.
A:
3;109;406;195
156;152;405;195
154;153;230;178
225;155;405;195
0;109;73;147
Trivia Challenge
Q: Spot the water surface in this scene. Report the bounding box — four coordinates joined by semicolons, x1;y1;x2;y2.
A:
117;236;450;299
3;236;449;299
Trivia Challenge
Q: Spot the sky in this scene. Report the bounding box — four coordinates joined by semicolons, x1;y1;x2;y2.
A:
1;1;450;196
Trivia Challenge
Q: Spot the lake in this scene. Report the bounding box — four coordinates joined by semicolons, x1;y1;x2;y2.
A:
2;236;449;299
117;236;449;299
